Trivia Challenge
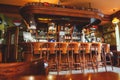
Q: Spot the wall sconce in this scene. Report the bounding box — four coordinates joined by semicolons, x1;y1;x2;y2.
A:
112;17;120;24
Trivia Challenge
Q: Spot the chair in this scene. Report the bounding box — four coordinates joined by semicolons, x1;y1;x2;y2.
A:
67;42;83;71
117;51;120;66
102;43;113;71
32;42;43;59
41;42;49;61
90;42;103;72
57;42;70;72
40;42;59;73
80;42;96;72
47;42;58;72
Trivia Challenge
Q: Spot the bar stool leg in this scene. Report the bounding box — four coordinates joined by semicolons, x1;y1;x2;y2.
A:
69;50;73;74
107;53;113;70
101;52;107;72
80;50;86;73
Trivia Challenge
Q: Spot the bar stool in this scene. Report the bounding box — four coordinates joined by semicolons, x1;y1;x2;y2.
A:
57;42;70;72
90;42;103;72
117;52;120;66
102;43;113;71
20;42;33;61
67;42;83;71
47;42;58;72
32;42;43;59
40;42;50;61
80;42;95;72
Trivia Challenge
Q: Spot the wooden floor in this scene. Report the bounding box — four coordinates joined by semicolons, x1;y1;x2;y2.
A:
1;72;120;80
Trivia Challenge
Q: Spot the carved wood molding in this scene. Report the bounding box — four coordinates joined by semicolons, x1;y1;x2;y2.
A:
0;4;21;17
20;5;101;19
20;3;103;25
20;5;102;19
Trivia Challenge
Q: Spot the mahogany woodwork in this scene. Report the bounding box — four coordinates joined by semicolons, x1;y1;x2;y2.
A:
19;3;102;26
0;59;47;78
4;26;19;62
0;3;113;25
20;5;102;19
0;4;21;18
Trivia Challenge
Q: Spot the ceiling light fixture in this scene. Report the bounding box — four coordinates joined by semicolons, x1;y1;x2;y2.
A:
39;0;58;4
112;17;120;24
38;18;52;21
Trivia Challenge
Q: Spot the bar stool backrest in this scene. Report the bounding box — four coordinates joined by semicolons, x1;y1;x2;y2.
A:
47;42;56;54
41;42;49;51
102;43;110;54
80;42;91;54
106;44;110;53
57;42;68;54
68;42;80;54
32;42;42;54
91;42;102;54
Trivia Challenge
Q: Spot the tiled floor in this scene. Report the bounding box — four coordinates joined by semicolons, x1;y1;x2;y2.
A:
49;66;120;75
